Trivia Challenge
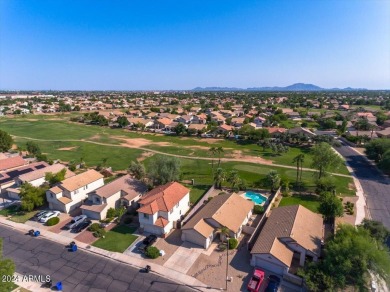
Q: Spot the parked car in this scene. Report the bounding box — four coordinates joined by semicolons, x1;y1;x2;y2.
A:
33;210;50;221
247;268;265;292
39;211;60;223
265;275;281;292
71;219;92;233
64;215;87;230
138;234;157;253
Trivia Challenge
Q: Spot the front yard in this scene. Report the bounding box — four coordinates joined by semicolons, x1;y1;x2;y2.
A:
0;204;38;223
92;225;138;253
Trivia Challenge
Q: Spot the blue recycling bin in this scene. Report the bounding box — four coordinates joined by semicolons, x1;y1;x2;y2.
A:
71;244;78;252
34;231;40;237
56;281;62;291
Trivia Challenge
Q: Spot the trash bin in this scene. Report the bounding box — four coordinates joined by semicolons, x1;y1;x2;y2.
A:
28;229;34;236
34;231;40;237
55;281;62;291
71;244;77;252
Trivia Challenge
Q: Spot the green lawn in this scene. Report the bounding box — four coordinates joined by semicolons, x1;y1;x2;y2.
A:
0;205;38;223
92;225;138;253
279;194;321;213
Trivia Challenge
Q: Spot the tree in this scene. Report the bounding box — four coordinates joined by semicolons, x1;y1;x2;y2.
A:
208;147;217;176
227;170;241;190
265;170;281;192
26;141;41;156
365;138;390;162
216;147;224;168
117;116;129;128
19;183;47;211
218;225;230;241
214;168;226;189
0;130;13;152
0;238;16;292
318;192;343;220
128;161;146;180
360;219;390;243
174;123;187;136
311;142;343;179
45;168;66;185
315;177;336;195
292;154;305;185
147;156;181;185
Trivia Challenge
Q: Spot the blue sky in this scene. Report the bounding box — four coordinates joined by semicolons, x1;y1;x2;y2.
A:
1;0;389;90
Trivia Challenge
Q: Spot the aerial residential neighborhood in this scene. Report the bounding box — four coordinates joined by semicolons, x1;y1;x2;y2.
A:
1;1;390;292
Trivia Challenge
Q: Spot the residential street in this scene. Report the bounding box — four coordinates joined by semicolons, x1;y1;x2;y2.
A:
0;225;194;292
335;142;390;234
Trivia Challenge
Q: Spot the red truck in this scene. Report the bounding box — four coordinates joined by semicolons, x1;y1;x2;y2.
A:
247;268;265;292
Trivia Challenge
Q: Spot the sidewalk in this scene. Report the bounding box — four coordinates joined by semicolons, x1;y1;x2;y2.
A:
0;218;218;292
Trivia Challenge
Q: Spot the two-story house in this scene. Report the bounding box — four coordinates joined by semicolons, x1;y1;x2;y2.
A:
46;169;104;213
80;174;147;220
137;182;190;237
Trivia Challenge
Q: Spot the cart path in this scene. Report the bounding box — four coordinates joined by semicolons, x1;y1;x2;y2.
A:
12;135;352;178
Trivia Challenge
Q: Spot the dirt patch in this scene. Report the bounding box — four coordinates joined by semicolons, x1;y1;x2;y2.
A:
227;150;273;164
137;152;155;162
336;196;358;226
348;183;356;191
58;146;78;151
117;137;171;148
89;134;101;141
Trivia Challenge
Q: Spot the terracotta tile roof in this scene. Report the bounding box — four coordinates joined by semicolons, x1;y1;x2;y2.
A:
49;186;62;194
266;127;287;134
138;182;189;214
155;216;169;227
60;169;103;192
18;164;74;182
188;124;207;130
93;174;147;199
251;205;323;257
156;118;173;126
58;197;72;204
183;193;253;236
0;156;27;171
80;202;107;213
269;238;294;267
218;124;233;131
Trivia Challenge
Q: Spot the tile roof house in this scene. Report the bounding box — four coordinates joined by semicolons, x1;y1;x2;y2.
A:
80;174;147;220
46;169;104;213
250;205;324;275
182;193;254;249
0;156;28;171
15;164;75;187
138;182;190;237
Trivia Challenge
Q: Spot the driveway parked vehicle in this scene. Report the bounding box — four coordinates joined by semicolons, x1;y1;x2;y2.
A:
247;268;265;292
39;211;60;223
64;215;87;230
71;219;92;233
33;210;50;221
265;275;281;292
138;234;157;253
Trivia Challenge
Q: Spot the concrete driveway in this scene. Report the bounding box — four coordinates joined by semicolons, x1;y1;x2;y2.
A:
163;242;204;274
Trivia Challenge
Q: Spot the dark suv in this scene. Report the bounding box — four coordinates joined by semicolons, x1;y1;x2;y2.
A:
138;235;157;253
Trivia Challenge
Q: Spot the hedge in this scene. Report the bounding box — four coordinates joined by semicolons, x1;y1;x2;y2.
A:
46;217;60;226
145;246;160;259
88;223;101;232
253;205;264;214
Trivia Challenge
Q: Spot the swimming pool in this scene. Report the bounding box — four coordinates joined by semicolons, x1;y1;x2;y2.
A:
244;191;267;205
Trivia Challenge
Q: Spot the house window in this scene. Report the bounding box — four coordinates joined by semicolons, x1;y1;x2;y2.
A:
143;213;149;219
50;193;54;198
170;209;173;214
176;202;179;208
74;189;79;194
95;197;100;203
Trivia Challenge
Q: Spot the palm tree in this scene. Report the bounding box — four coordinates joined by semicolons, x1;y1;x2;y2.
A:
292;154;305;184
208;147;217;176
216;147;224;168
214;168;226;189
227;170;241;190
218;225;230;241
266;170;281;193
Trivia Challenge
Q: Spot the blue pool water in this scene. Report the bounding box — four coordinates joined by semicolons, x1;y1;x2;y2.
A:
244;191;267;205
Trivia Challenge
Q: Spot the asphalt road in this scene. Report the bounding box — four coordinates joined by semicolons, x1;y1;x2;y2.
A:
335;142;390;232
0;225;194;292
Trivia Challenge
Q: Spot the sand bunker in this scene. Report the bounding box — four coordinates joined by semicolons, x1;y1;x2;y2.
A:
58;146;78;151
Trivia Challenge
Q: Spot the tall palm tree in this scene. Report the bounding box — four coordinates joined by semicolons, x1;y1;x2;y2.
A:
227;170;241;190
214;168;226;189
216;147;224;168
292;154;305;184
218;225;230;241
266;170;281;193
208;147;217;176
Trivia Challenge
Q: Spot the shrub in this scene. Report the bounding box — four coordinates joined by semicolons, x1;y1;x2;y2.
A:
253;205;264;215
46;217;60;226
207;197;213;203
145;246;160;259
100;218;112;224
88;223;101;232
228;238;238;249
218;192;227;196
106;208;116;218
93;228;106;238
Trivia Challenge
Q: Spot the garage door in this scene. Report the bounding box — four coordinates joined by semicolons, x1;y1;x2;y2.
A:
253;256;285;275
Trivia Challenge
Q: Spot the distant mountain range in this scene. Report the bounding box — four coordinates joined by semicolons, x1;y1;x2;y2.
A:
192;83;367;91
